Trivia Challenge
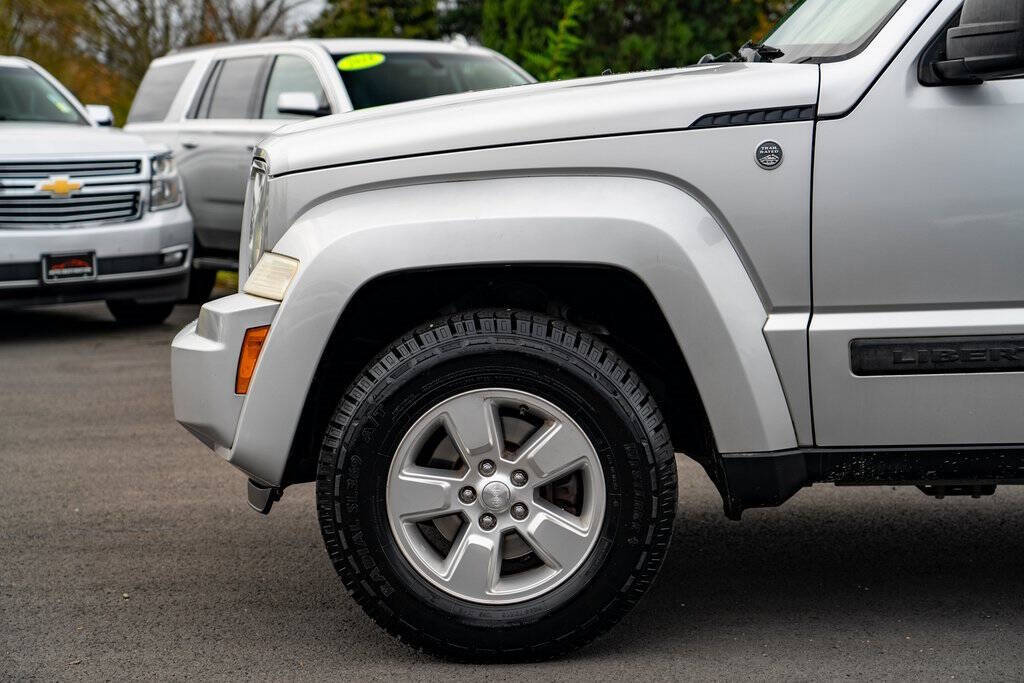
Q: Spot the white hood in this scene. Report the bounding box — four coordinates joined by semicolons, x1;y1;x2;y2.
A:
0;123;162;157
260;62;819;176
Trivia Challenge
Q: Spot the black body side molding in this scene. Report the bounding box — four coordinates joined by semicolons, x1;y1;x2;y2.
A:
851;335;1024;376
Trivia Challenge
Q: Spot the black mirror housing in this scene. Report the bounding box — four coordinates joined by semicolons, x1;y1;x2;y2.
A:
934;0;1024;83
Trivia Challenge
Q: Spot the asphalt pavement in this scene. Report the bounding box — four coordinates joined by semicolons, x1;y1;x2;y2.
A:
3;300;1024;680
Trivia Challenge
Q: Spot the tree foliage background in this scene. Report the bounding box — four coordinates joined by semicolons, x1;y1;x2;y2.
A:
2;0;311;122
3;0;792;124
314;0;792;77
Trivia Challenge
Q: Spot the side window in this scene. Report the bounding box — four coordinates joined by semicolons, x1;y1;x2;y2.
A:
261;55;328;119
127;61;193;123
195;56;265;119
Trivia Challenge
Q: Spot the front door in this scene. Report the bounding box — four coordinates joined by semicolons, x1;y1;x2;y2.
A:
177;55;275;253
809;2;1024;446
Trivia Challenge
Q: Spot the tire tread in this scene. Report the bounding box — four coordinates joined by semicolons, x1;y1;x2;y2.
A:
316;309;677;661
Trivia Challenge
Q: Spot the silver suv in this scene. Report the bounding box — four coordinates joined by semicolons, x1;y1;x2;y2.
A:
171;0;1024;661
0;57;192;324
126;38;532;300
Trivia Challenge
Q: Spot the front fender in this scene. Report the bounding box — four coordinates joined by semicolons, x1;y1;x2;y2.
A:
230;175;797;485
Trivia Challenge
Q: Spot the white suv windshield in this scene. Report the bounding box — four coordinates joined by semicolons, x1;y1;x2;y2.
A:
0;65;86;125
764;0;908;63
332;52;530;110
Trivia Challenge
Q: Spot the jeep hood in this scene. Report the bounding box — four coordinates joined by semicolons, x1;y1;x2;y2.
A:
260;62;819;177
0;123;162;157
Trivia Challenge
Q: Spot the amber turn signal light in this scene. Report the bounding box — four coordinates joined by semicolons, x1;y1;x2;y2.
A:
235;325;270;394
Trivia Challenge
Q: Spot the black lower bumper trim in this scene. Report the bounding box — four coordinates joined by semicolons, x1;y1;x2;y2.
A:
718;445;1024;519
0;271;188;307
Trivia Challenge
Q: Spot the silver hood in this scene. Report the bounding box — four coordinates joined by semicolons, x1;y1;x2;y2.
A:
0;123;162;157
260;62;819;176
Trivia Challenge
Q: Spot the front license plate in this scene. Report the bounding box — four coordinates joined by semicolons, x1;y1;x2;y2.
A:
42;252;96;283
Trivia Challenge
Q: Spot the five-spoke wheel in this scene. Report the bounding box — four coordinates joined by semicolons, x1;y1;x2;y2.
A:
387;389;605;604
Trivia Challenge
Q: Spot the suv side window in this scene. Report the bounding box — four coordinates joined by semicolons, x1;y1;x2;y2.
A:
193;56;266;119
127;61;193;123
261;55;328;119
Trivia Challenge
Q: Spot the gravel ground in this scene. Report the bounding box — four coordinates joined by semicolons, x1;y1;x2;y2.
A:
2;301;1023;681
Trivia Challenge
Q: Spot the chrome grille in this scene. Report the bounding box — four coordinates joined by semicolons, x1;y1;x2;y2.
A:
0;191;141;225
0;159;141;179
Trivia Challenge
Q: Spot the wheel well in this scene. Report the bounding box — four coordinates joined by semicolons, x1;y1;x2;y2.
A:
281;264;717;487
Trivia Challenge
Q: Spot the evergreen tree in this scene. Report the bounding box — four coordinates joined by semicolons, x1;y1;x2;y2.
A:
482;0;789;80
439;0;485;38
312;0;440;39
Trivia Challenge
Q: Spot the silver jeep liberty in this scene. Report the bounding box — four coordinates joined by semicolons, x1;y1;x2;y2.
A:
171;0;1024;660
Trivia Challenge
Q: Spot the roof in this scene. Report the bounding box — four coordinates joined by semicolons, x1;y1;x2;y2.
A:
315;37;481;54
0;56;32;69
163;36;486;61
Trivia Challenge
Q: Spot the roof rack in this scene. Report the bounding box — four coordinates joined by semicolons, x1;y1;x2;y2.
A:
168;35;294;55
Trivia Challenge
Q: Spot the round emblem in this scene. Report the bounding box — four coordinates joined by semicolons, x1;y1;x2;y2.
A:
755;141;783;170
481;481;511;512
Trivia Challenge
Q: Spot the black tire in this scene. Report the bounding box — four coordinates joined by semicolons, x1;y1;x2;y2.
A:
316;309;677;661
186;268;217;304
105;299;175;325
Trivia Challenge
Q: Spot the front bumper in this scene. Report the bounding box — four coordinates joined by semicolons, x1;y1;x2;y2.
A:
171;293;279;475
0;203;192;305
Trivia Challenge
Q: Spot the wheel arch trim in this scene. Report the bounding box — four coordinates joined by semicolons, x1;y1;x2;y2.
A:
229;175;798;485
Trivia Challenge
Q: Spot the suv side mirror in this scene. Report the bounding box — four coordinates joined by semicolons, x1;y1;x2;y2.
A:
933;0;1024;83
86;104;114;126
276;92;329;117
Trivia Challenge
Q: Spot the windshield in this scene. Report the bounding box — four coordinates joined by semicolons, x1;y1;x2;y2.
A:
331;52;531;110
763;0;908;63
0;65;87;124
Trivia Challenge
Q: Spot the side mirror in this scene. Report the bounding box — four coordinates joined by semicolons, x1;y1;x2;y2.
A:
276;91;329;117
934;0;1024;83
85;104;114;126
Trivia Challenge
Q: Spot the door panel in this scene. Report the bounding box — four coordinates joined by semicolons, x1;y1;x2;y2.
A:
810;2;1024;446
177;55;275;252
176;123;266;251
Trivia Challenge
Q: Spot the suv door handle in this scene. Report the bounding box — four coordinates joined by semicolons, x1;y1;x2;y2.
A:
181;140;199;150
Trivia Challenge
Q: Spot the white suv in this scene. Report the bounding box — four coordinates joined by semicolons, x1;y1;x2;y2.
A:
126;38;533;299
0;57;192;324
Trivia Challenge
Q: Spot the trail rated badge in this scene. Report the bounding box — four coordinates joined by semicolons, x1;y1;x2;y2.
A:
337;53;386;72
755;141;783;170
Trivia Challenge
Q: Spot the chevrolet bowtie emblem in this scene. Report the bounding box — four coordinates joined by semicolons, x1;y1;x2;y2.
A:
37;177;82;196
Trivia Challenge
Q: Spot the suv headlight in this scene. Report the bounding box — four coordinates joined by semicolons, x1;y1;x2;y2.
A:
247;158;270;273
149;153;182;210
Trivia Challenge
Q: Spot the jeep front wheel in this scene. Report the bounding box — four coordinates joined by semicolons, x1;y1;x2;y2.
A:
316;310;677;661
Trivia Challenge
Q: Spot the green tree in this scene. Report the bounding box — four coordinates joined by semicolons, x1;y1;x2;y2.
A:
522;0;583;81
481;0;790;81
439;0;484;38
311;0;439;39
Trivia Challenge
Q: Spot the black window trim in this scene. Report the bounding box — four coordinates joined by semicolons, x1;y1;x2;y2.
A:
187;60;221;119
247;56;272;118
187;55;271;120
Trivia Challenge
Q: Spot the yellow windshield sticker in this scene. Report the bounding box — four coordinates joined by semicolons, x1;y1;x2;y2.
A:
337;53;386;72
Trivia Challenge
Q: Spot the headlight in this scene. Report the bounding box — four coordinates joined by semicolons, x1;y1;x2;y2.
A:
247;158;270;273
243;252;298;301
149;153;182;210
